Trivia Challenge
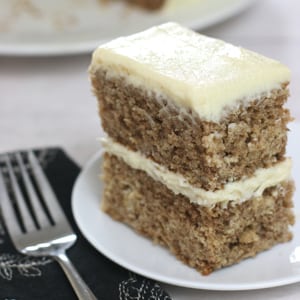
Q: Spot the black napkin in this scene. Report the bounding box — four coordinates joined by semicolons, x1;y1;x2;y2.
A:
0;148;172;300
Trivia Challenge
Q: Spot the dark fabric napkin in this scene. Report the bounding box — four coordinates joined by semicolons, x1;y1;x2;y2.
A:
0;148;172;300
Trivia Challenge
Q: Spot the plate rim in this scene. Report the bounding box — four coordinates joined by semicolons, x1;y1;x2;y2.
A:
71;123;300;291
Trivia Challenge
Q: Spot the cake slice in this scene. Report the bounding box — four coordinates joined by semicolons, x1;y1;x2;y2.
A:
89;22;295;275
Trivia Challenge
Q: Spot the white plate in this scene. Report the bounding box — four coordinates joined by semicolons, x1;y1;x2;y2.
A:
0;0;255;56
72;122;300;291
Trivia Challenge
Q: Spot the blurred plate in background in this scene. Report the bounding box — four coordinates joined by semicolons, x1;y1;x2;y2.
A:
0;0;255;56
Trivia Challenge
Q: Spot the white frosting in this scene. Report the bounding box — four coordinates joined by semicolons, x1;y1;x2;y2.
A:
102;138;292;207
90;22;290;122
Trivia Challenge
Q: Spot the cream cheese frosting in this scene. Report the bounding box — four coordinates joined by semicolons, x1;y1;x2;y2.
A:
90;22;290;122
102;138;292;207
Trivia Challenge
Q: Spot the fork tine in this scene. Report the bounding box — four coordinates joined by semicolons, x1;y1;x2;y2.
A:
4;155;36;232
0;166;23;237
16;153;50;228
27;151;67;224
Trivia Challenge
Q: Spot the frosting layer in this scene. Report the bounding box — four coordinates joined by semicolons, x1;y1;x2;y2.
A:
90;22;290;122
102;138;292;207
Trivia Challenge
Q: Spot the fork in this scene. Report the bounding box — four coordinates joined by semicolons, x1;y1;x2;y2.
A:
0;151;97;300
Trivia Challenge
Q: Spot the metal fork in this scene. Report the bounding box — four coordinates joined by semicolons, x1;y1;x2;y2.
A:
0;151;97;300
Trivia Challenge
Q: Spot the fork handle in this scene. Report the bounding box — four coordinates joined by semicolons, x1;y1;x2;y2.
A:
54;251;97;300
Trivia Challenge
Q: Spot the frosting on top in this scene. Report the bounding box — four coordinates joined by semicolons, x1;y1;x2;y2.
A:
90;22;290;122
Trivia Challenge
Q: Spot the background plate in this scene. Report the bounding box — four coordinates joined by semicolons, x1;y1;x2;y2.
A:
0;0;255;56
71;123;300;290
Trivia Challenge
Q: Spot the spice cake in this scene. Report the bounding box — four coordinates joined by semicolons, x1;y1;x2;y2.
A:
89;22;295;275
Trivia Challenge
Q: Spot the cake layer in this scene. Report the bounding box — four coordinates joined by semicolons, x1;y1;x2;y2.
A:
102;154;295;275
102;138;292;207
90;23;290;122
92;67;291;190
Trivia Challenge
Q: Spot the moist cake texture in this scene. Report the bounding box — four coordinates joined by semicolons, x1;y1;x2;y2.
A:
103;154;294;275
92;69;290;190
102;138;292;207
90;22;295;275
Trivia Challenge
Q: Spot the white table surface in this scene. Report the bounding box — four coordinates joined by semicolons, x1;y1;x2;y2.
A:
0;0;299;298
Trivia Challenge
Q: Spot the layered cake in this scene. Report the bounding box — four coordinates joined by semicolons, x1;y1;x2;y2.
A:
89;23;295;275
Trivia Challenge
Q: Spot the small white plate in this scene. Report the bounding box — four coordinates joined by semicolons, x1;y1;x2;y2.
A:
72;122;300;291
0;0;255;56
